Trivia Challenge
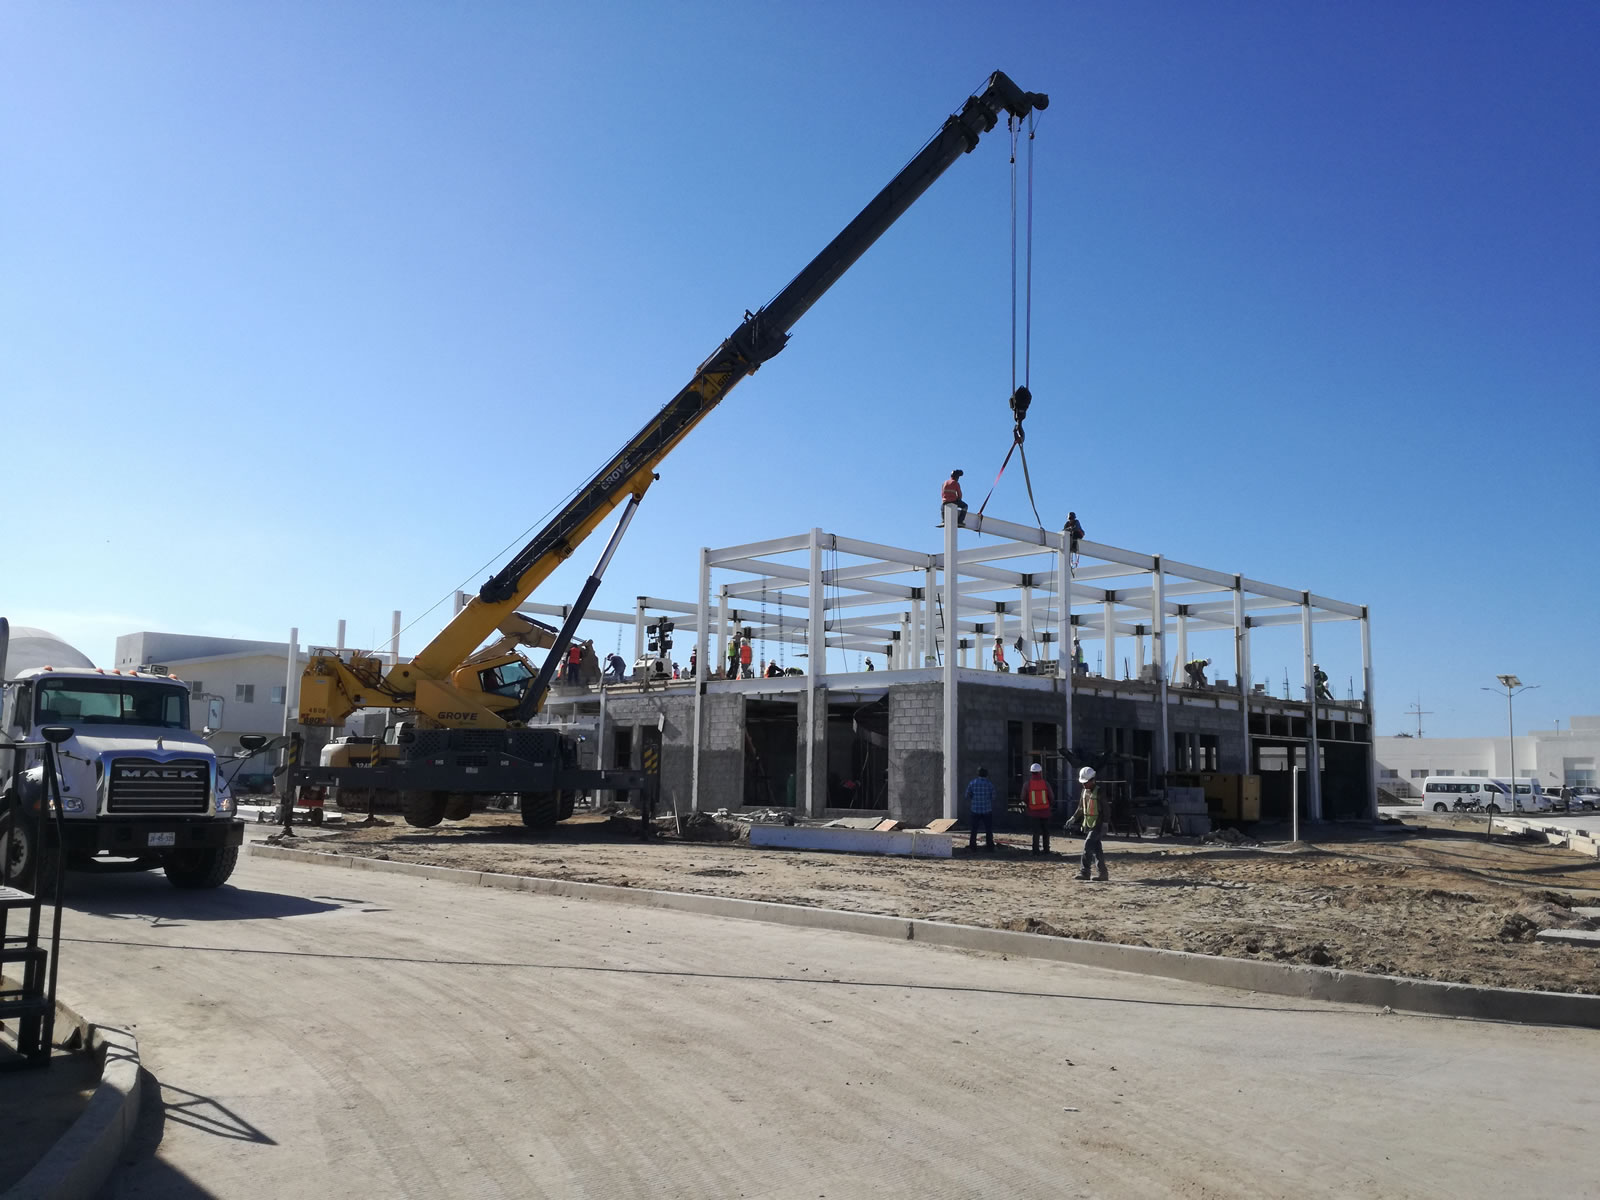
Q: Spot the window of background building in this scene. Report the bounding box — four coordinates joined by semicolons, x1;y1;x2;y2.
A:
271;686;286;704
236;684;255;703
1410;769;1428;779
1380;768;1398;779
1468;770;1488;777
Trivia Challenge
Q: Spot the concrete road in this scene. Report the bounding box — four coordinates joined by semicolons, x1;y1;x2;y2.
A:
53;852;1599;1199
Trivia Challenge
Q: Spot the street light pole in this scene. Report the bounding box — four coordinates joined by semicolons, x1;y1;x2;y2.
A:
1482;675;1539;842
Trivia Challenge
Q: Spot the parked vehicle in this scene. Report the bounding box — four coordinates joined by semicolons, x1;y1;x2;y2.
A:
1422;776;1550;814
1;620;250;890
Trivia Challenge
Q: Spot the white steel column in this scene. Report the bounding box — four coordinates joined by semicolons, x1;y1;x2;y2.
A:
1361;605;1376;819
1056;533;1074;760
1233;578;1251;772
1301;593;1322;821
389;611;401;668
691;548;710;811
923;568;938;665
1103;598;1117;678
335;619;346;653
899;612;912;670
634;598;646;664
282;627;299;736
1134;628;1146;678
1020;585;1034;665
1152;557;1169;781
716;586;729;678
805;529;826;816
941;506;960;819
1175;611;1188;684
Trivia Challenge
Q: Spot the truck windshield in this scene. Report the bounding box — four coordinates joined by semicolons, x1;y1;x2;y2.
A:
35;679;190;729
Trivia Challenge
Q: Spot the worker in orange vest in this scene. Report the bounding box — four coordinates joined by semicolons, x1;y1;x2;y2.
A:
1071;766;1108;881
992;635;1008;672
940;469;967;525
564;642;583;686
1023;762;1054;856
738;636;754;679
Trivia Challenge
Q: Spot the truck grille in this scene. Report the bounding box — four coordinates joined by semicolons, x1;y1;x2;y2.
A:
107;758;211;813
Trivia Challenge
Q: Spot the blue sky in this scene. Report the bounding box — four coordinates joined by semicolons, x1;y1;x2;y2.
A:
2;2;1595;737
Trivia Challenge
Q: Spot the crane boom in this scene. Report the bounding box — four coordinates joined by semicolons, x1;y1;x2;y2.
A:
299;70;1046;729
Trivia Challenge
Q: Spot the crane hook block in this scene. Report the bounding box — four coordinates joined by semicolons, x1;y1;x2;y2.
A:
1009;385;1032;428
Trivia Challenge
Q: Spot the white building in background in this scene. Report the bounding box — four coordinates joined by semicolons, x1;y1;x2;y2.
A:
114;633;308;784
1375;715;1600;799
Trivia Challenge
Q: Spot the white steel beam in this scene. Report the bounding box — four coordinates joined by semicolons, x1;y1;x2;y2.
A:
942;504;960;820
706;533;812;565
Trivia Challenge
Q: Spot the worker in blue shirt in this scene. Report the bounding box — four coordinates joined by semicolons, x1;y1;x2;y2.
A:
965;766;996;851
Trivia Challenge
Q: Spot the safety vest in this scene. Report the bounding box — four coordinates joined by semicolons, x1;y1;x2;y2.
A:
567;646;582;665
1080;786;1100;829
739;643;753;665
941;478;963;504
1023;777;1053;816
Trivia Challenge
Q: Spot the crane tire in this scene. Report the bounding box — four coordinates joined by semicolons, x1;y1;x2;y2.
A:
400;789;450;828
520;792;560;829
443;793;474;822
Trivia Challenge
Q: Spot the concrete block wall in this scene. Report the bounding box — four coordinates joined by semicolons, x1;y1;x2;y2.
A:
697;693;744;811
889;683;943;826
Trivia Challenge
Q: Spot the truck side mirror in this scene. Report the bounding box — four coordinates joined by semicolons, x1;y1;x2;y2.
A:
39;725;74;745
239;733;268;752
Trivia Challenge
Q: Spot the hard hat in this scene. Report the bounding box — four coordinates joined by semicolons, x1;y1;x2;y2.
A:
951;469;963;478
1030;762;1043;773
1079;766;1096;783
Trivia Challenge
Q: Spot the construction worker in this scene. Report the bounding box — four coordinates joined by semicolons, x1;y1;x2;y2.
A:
1184;657;1210;688
739;636;754;679
563;642;583;686
764;659;782;678
1065;511;1085;554
941;469;967;525
864;657;874;672
1023;762;1054;856
688;647;697;678
1072;637;1088;676
992;635;1008;672
726;637;739;680
965;766;995;851
1071;766;1108;881
604;652;627;683
1314;663;1333;701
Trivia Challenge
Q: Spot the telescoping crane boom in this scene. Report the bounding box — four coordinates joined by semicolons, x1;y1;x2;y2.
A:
293;71;1047;829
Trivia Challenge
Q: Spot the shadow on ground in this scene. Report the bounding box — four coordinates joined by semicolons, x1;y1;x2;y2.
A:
62;870;342;924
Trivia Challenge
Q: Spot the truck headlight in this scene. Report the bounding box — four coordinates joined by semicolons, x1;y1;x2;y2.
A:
61;795;85;813
218;794;235;815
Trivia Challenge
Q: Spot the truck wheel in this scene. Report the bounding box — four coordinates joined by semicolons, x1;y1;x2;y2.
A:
443;793;474;822
400;789;449;828
520;792;559;829
162;845;238;889
558;790;575;821
3;818;62;897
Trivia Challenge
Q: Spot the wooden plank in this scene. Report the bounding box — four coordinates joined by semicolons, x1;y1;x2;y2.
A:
923;818;958;833
873;818;904;832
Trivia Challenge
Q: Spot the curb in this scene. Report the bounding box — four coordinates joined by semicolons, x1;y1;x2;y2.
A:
4;1011;141;1200
248;842;1600;1029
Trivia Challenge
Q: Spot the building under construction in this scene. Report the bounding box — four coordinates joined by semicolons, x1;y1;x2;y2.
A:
522;508;1376;828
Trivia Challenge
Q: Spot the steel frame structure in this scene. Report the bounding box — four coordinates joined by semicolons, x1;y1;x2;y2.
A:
519;508;1374;822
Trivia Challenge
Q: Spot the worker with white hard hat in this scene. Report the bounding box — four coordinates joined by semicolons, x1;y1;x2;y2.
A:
1023;762;1055;856
1070;765;1108;882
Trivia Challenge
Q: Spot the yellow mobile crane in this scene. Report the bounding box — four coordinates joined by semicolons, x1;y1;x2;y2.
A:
291;71;1048;830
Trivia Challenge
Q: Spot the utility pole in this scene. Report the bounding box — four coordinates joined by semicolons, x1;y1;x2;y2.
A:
1404;695;1432;739
1481;675;1538;841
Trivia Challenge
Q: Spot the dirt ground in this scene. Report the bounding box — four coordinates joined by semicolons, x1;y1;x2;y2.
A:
302;807;1600;995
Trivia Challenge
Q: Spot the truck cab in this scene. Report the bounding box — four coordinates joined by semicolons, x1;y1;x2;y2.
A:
2;665;244;888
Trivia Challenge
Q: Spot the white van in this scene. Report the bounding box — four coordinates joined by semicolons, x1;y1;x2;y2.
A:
1422;776;1550;814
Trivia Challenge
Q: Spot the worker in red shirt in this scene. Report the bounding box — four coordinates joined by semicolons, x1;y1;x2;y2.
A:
940;469;967;525
1023;762;1054;855
564;643;582;686
992;635;1008;672
739;636;754;679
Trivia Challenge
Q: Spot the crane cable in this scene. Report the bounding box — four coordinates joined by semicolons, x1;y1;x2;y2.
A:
977;111;1042;529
